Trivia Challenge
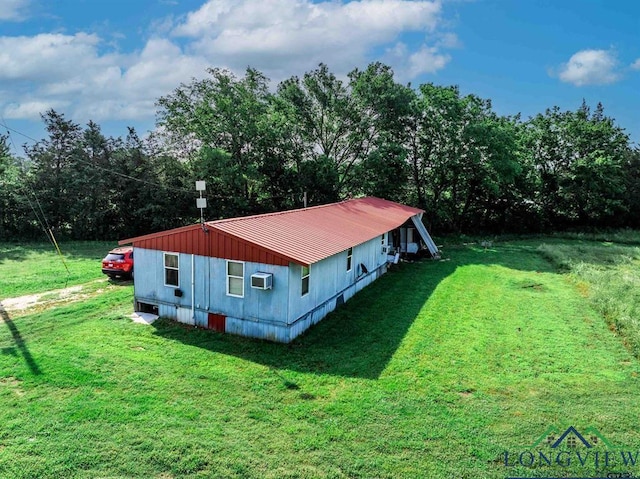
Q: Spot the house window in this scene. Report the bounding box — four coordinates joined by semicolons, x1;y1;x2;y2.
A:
346;247;353;271
301;265;309;296
227;260;244;297
381;234;386;254
164;253;179;287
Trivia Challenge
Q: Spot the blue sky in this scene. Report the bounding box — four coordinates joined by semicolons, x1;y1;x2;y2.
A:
1;0;639;155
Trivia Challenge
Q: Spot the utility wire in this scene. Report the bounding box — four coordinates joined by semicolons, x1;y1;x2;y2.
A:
0;118;295;201
0;118;194;194
0;119;226;197
2;116;70;283
0;121;38;143
2;118;51;234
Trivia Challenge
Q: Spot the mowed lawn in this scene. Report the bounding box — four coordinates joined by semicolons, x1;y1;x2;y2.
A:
1;240;640;478
0;241;116;297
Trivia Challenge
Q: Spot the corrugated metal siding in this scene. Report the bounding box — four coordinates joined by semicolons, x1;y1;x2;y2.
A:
286;234;387;323
225;316;291;343
133;243;388;343
177;307;194;325
128;227;290;267
287;262;387;342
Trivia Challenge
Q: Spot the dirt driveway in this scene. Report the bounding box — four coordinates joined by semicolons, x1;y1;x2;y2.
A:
0;279;110;316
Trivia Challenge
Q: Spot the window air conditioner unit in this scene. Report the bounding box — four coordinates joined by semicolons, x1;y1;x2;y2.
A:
251;272;273;290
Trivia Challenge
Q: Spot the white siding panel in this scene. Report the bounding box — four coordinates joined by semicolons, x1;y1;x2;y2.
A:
176;307;194;325
158;303;176;320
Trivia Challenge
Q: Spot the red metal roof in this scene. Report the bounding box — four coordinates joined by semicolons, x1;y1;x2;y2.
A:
121;197;423;266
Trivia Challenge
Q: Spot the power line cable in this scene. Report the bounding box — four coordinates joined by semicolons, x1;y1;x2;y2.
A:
1;120;50;239
1;116;70;282
0;116;301;206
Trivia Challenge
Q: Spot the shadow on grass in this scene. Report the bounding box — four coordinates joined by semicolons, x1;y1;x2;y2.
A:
0;305;42;375
150;239;618;379
152;259;458;380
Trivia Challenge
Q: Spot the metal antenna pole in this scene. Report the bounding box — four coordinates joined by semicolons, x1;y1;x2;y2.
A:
196;181;207;231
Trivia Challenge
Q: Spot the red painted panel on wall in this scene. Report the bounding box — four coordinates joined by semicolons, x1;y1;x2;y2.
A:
129;225;290;266
208;313;226;332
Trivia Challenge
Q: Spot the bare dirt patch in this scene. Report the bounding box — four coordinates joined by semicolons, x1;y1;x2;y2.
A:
0;279;109;316
0;376;25;396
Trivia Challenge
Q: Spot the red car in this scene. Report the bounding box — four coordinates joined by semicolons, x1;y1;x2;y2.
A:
102;246;134;279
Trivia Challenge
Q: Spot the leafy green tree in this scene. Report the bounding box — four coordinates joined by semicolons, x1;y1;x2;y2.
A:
523;102;630;229
406;84;525;232
623;148;640;228
348;63;414;201
110;128;167;238
24;110;83;235
277;64;362;196
67;121;119;239
0;134;32;239
157;68;275;216
117;129;193;234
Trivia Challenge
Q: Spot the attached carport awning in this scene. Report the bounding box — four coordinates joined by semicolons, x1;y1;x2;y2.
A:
410;214;440;258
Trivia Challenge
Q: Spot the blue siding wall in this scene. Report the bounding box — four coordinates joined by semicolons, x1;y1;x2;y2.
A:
133;248;289;329
134;234;389;342
286;235;388;333
206;258;289;324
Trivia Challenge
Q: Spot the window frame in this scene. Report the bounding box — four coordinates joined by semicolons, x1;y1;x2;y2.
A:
163;252;179;288
301;265;310;296
226;260;245;298
346;247;353;272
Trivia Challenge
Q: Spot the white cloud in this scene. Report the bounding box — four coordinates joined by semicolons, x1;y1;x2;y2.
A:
173;0;449;79
0;33;111;82
4;100;69;118
0;32;209;121
631;58;640;70
0;0;456;125
0;0;29;21
383;41;450;80
557;49;620;86
408;45;450;76
436;32;461;49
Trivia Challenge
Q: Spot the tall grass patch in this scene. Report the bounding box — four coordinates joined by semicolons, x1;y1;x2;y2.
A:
537;239;640;356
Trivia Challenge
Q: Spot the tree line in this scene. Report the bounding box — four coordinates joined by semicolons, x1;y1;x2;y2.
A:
1;62;639;241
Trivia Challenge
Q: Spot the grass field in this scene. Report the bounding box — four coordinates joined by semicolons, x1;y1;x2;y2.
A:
0;241;117;297
1;238;640;478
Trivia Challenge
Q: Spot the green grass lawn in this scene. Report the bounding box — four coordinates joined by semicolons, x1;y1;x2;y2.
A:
1;239;640;478
0;241;115;298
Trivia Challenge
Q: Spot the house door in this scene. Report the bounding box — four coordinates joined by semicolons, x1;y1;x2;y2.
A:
391;229;400;251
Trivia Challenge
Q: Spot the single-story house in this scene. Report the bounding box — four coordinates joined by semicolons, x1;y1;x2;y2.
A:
119;196;439;343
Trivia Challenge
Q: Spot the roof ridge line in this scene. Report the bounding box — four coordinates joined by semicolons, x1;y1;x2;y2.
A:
207;197;368;225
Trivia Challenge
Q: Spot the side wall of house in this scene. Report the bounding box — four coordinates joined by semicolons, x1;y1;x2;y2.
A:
286;234;388;341
208;258;290;342
134;233;390;343
133;248;290;338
